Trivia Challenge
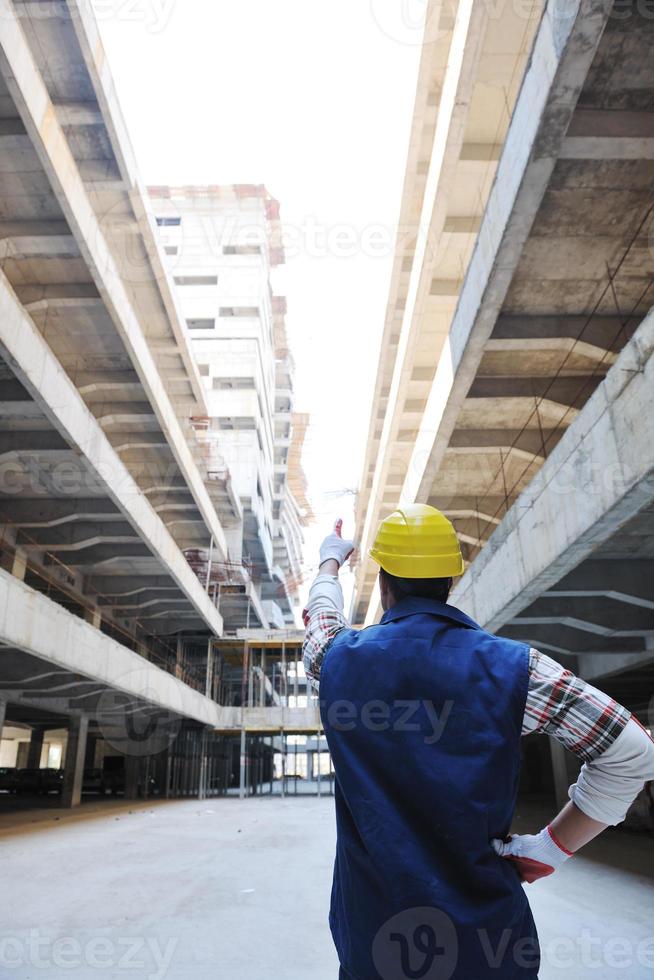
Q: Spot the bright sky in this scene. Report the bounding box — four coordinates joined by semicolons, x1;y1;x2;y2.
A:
95;0;423;610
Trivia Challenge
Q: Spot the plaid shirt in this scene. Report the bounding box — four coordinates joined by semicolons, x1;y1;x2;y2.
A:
303;602;630;764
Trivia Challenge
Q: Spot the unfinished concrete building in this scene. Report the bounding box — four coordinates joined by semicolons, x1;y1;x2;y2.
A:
352;0;654;806
0;0;314;808
149;188;310;629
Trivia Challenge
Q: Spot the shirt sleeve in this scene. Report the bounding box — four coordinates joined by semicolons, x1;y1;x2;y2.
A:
523;648;629;760
302;573;350;691
568;718;654;825
524;648;654;824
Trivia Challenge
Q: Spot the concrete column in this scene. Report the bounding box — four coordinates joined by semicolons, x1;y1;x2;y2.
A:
198;731;208;801
124;756;140;799
84;734;98;769
61;716;89;808
11;548;27;581
85;607;102;629
550;737;581;812
205;640;214;699
0;698;6;739
239;729;246;799
164;748;172;799
26;727;45;769
142;756;151;800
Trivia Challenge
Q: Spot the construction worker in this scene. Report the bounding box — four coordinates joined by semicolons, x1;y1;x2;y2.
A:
303;506;654;980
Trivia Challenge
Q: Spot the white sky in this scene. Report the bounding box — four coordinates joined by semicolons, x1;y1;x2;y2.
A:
94;0;424;610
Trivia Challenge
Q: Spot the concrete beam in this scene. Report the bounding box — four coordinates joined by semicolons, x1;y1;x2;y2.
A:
54;102;103;127
0;431;68;454
17;521;139;550
0;220;70;238
43;543;151;566
211;704;322;734
64;0;215;423
467;376;605;409
499;623;643;656
101;595;189;614
492;315;639;350
578;651;654;683
510;602;654;637
460;143;502;162
0;269;222;635
0;499;122;528
547;560;654;610
356;0;495;576
453;306;654;631
560;136;654;160
567;109;654;138
0;7;228;559
87;576;177;597
400;0;613;513
0;234;78;259
20;284;102;310
0;567;222;727
444;216;482;234
449;429;560;454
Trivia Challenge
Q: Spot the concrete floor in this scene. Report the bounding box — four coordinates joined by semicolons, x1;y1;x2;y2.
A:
0;797;652;979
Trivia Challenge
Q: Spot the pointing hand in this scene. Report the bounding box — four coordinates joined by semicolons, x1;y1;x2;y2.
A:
319;519;355;568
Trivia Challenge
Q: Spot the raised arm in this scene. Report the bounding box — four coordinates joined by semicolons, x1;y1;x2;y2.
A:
302;520;355;690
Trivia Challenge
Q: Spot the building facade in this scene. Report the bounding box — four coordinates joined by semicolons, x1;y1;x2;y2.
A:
0;0;316;809
150;185;309;630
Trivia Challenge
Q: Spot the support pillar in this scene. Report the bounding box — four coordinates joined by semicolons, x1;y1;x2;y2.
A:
205;640;214;699
142;756;151;799
0;698;6;739
26;727;45;769
239;729;246;799
124;756;140;799
84;606;102;629
11;548;27;581
84;734;98;769
550;737;581;812
199;730;208;800
61;716;89;808
164;748;172;799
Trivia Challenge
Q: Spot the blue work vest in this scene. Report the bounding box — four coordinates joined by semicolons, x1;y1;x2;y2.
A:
320;596;539;980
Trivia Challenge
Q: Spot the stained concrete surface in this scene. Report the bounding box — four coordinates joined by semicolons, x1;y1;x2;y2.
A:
0;797;652;980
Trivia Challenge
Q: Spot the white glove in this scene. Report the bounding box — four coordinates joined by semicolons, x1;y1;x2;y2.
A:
491;826;572;883
319;519;355;568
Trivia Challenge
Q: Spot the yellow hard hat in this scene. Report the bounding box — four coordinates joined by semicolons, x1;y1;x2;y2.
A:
369;503;464;578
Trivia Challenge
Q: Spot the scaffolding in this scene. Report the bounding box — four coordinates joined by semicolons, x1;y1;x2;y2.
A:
126;633;332;801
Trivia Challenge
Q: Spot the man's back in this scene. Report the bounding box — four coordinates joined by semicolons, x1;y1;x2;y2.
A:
320;596;539;980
